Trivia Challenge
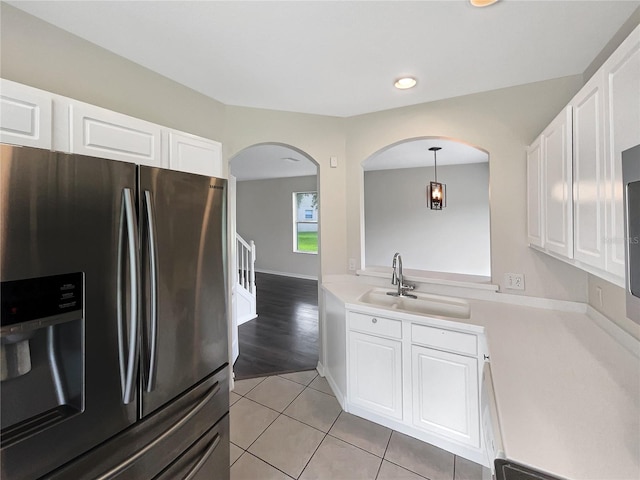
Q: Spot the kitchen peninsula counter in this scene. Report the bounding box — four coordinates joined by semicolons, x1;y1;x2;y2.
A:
321;278;640;480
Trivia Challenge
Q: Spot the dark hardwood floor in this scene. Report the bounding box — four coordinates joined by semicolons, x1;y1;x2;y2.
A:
233;272;319;380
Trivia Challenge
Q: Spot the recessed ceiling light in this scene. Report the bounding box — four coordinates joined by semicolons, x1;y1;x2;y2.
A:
394;77;417;90
470;0;499;7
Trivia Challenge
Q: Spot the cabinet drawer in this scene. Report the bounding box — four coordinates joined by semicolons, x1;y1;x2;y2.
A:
411;324;477;356
349;312;402;339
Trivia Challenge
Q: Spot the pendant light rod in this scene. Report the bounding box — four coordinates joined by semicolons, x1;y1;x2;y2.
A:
429;147;442;182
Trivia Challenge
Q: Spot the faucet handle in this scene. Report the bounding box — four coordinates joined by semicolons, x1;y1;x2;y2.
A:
402;282;415;291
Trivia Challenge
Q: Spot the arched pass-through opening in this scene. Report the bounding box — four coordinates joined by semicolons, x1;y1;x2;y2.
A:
360;136;492;282
228;142;321;379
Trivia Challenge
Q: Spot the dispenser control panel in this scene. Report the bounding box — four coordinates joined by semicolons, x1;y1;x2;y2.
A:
1;273;83;329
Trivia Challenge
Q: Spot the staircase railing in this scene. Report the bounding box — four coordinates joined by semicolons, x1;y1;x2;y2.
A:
236;233;256;296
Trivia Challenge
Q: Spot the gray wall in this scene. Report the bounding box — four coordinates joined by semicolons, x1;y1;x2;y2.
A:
365;163;490;276
236;176;319;279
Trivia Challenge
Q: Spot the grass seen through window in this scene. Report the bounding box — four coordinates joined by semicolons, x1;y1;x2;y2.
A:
297;231;318;252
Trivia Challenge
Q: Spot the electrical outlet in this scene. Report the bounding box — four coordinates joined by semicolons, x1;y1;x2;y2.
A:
348;258;357;271
503;273;525;291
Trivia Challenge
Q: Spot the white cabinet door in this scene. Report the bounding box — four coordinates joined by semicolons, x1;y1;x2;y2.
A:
543;106;573;258
348;331;402;419
167;131;223;178
572;70;606;270
603;25;640;280
411;345;479;448
526;136;544;248
69;102;161;166
0;79;52;149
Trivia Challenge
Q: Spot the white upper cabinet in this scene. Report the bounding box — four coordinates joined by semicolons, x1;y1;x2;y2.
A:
165;131;224;178
603;25;640;281
527;25;639;287
572;70;606;271
526;137;544;248
68;102;162;167
543;106;573;259
0;79;224;176
0;79;52;149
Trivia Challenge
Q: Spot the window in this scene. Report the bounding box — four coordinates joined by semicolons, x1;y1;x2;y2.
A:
293;192;318;254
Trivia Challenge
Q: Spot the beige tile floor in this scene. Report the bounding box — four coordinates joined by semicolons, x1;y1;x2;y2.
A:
230;370;487;480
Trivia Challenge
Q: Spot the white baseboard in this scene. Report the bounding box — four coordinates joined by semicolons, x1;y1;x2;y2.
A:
317;362;346;410
256;268;318;281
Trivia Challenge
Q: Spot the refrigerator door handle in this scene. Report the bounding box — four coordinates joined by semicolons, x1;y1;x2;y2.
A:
94;381;221;480
117;188;141;405
183;433;222;480
143;190;159;393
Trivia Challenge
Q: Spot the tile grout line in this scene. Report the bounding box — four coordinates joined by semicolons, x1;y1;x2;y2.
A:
378;432;431;480
373;430;395;480
235;376;321;479
236;375;385;477
296;393;345;479
238;450;296;479
287;378;337;479
235;375;436;480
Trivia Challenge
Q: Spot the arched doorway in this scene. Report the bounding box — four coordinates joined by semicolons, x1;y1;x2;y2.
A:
229;143;321;379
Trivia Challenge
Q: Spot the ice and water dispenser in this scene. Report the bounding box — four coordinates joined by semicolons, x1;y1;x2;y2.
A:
1;273;84;445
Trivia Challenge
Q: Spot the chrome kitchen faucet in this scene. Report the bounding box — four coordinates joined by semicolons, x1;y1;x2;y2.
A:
388;252;417;298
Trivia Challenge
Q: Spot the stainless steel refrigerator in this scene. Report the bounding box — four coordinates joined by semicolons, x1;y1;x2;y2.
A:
0;144;229;479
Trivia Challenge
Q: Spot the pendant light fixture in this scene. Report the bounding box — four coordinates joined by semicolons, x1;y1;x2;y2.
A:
427;147;446;210
470;0;499;6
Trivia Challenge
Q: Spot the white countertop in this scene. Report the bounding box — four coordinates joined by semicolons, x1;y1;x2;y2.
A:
322;279;640;480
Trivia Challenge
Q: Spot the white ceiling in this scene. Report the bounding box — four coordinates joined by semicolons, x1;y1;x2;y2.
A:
230;144;318;181
8;0;638;118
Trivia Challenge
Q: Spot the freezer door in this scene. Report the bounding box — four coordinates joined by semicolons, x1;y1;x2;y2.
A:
0;145;138;479
154;415;230;480
43;367;229;480
139;167;228;416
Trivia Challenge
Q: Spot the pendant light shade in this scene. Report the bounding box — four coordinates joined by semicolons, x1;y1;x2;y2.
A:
427;147;446;210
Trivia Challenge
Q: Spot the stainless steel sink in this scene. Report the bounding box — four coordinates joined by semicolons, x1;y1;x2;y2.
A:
357;288;471;319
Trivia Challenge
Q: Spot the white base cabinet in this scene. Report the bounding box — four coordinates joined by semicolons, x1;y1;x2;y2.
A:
349;331;403;420
411;345;479;448
346;309;486;466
